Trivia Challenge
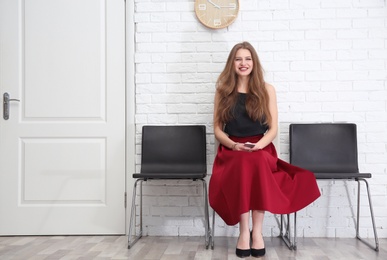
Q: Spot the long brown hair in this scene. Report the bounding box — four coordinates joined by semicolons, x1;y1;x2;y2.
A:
215;42;271;127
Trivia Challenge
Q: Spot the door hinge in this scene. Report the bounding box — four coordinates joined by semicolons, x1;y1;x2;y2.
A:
124;192;127;208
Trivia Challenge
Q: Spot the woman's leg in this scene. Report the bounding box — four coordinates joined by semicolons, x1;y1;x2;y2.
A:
237;211;250;249
251;210;265;249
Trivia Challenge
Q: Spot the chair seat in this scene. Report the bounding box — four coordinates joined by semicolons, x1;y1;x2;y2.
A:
314;172;371;179
133;172;206;179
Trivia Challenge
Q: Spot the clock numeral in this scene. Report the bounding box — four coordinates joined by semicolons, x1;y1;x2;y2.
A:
198;4;206;11
214;19;221;26
229;3;236;10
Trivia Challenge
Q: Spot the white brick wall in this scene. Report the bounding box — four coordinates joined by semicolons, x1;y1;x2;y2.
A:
132;0;387;238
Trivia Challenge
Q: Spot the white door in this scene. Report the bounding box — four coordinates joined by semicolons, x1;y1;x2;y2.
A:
0;0;126;235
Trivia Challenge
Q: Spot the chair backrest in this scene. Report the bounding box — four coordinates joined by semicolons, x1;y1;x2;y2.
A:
140;125;207;174
289;123;359;174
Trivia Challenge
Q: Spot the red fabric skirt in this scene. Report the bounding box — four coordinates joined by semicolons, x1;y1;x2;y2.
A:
209;135;321;226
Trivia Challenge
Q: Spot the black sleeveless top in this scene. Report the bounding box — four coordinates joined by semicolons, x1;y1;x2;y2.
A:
224;93;268;137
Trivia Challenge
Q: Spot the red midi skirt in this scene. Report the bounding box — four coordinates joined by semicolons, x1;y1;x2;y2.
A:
209;135;321;226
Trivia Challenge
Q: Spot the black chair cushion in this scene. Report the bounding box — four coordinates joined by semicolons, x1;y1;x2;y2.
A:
313;172;371;179
132;173;206;179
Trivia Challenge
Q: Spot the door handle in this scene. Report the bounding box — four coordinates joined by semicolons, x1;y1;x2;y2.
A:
3;92;20;120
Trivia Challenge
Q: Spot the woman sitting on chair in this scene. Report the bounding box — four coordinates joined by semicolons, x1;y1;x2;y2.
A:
209;41;320;258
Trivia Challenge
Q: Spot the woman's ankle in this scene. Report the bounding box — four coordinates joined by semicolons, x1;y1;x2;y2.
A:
251;232;265;249
236;231;250;249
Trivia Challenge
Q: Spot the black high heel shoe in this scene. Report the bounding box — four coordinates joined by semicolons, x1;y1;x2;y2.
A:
251;248;265;258
250;231;266;258
235;234;251;258
235;248;251;258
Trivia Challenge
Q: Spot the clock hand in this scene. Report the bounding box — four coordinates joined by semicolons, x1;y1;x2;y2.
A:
218;3;237;9
207;0;221;9
219;5;236;8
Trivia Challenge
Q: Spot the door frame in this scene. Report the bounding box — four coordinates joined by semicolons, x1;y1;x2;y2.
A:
126;0;136;234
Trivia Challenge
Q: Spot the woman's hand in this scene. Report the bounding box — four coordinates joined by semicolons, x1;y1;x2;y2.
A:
233;142;259;152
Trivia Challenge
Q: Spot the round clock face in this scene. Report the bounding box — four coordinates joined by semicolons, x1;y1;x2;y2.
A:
194;0;240;29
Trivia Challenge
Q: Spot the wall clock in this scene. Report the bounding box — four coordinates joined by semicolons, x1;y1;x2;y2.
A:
194;0;240;29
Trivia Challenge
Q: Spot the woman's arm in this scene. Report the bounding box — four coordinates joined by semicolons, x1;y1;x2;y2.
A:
213;92;240;150
253;83;278;150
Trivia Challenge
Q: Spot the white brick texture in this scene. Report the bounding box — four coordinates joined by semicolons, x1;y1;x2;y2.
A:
132;0;387;239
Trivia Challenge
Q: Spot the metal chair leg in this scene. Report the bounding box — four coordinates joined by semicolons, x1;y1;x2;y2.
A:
200;179;211;249
128;179;211;250
356;179;379;251
281;214;292;249
211;209;215;249
279;212;296;250
128;179;143;249
293;212;297;250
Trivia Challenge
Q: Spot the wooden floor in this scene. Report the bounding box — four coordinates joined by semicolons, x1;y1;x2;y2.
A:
0;235;385;260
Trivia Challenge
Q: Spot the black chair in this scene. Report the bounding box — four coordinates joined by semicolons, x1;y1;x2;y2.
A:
288;123;379;251
128;125;211;249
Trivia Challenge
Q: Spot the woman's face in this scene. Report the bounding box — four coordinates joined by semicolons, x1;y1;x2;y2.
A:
234;48;253;77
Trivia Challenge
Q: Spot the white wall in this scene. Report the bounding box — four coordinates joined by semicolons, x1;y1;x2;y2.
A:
131;0;387;238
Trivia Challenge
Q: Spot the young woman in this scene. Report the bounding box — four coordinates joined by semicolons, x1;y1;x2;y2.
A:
209;42;320;258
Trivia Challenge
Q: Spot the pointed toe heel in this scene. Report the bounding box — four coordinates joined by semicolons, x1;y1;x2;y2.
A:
236;248;251;258
251;247;265;258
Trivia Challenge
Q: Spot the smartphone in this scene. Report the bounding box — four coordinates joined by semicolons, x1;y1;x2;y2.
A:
244;142;255;148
